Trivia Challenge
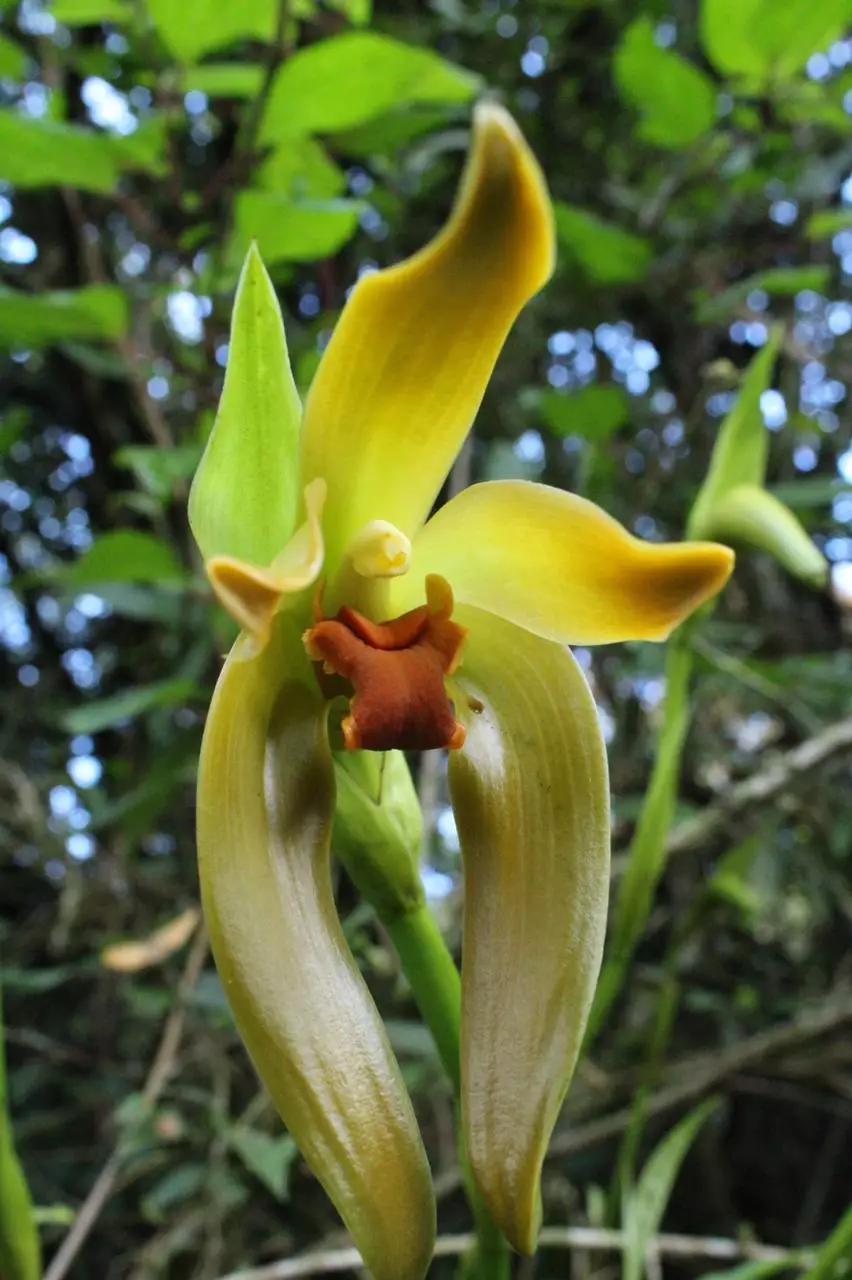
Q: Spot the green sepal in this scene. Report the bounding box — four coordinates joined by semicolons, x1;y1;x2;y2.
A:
700;483;828;589
189;243;302;565
688;327;782;541
332;749;425;923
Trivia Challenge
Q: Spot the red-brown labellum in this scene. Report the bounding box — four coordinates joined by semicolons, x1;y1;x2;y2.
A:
303;578;467;752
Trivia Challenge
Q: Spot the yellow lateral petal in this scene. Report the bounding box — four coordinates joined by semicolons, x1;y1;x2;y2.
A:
198;622;435;1280
396;480;734;645
450;606;610;1253
207;477;326;659
300;102;555;571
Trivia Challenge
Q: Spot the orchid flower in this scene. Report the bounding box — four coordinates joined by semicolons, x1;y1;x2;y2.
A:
189;102;733;1280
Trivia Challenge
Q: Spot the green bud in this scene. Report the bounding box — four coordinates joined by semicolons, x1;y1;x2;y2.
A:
701;484;828;589
688;328;782;542
333;750;425;923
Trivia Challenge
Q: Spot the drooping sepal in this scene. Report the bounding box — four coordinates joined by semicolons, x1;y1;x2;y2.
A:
197;622;435;1280
449;607;610;1253
189;243;303;565
698;483;828;589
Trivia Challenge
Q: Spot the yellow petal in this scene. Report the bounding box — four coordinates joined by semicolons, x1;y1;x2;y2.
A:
198;621;435;1280
449;606;610;1253
396;480;734;645
300;102;555;570
207;478;325;659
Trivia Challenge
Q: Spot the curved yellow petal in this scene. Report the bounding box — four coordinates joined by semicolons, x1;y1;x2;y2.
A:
396;480;734;645
198;622;435;1280
300;102;555;571
449;607;610;1253
207;478;326;659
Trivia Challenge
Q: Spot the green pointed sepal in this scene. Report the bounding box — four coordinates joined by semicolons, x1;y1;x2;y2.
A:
189;243;302;566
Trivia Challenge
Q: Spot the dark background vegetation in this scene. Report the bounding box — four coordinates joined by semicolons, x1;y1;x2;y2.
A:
2;0;852;1276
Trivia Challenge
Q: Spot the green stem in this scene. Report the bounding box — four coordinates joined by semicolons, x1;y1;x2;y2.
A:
0;987;42;1280
386;906;511;1280
386;904;462;1092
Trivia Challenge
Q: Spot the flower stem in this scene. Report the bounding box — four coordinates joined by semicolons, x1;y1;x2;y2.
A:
386;904;461;1090
385;905;511;1280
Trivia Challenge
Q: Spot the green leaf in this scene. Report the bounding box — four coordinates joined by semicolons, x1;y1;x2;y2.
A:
0;285;128;348
801;1203;852;1280
587;631;695;1044
701;0;850;80
622;1100;718;1280
539;385;630;440
0;111;119;192
260;32;478;143
0;965;84;993
806;208;852;239
50;0;132;22
696;266;831;321
189;244;303;564
233;193;361;265
0;992;42;1280
141;1165;206;1223
700;0;766;78
227;1127;297;1201
706;836;763;917
60;530;186;585
114;444;203;501
108;114;169;177
771;476;850;508
554;202;653;285
182;63;264;98
147;0;277;63
330;105;456;158
0;33;27;78
60;678;199;734
615;17;717;149
258;138;346;200
0;410;28;454
701;1262;805;1280
753;0;850;78
327;0;372;23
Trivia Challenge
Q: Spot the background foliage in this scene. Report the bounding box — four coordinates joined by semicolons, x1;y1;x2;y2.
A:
2;0;852;1277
